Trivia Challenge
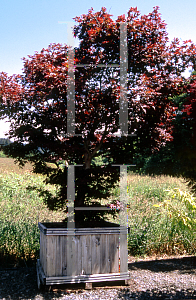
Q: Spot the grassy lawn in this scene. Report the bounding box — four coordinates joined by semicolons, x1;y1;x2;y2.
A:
0;155;196;265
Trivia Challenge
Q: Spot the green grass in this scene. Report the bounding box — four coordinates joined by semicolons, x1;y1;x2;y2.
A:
107;173;196;257
0;150;7;158
0;158;65;265
0;157;195;266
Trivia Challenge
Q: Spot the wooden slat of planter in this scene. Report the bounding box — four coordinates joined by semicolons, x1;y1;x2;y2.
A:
55;235;62;276
39;232;43;270
120;232;128;273
76;235;82;275
91;234;101;274
100;234;108;274
109;234;119;273
62;235;67;276
67;235;77;276
40;231;47;276
46;235;56;277
43;232;47;275
82;234;92;275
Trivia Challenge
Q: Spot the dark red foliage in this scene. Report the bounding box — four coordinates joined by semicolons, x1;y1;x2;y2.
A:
0;7;196;222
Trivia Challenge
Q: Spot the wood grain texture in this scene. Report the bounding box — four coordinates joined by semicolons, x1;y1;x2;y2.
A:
38;222;128;279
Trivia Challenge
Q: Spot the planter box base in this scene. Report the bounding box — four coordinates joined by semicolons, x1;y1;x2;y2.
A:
37;259;130;287
37;222;130;289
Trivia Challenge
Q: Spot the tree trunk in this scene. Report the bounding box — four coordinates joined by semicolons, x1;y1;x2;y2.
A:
84;152;92;170
75;169;91;223
75;152;92;220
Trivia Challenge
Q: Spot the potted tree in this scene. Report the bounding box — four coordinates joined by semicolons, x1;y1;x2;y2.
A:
1;6;196;289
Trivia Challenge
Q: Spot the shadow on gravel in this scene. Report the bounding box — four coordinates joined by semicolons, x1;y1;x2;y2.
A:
118;288;196;299
0;256;195;299
128;255;196;275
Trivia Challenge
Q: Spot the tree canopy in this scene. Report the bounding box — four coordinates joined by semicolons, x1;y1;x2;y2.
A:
0;6;196;224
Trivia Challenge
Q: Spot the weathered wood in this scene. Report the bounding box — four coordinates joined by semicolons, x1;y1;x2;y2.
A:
47;235;56;277
38;222;129;286
45;272;130;285
37;263;41;290
82;234;92;275
110;234;119;273
62;235;67;276
67;235;77;276
120;231;128;273
37;259;46;286
85;282;93;289
55;235;62;276
100;234;108;274
40;231;46;275
76;235;82;275
91;234;101;274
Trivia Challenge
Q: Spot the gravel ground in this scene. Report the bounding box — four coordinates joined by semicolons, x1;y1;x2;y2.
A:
0;255;196;299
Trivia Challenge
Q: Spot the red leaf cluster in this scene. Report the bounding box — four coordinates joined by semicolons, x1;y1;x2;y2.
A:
0;6;196;164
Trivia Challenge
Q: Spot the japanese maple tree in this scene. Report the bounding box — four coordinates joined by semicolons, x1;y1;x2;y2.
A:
0;6;196;224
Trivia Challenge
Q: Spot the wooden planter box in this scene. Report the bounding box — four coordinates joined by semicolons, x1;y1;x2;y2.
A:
37;222;130;288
